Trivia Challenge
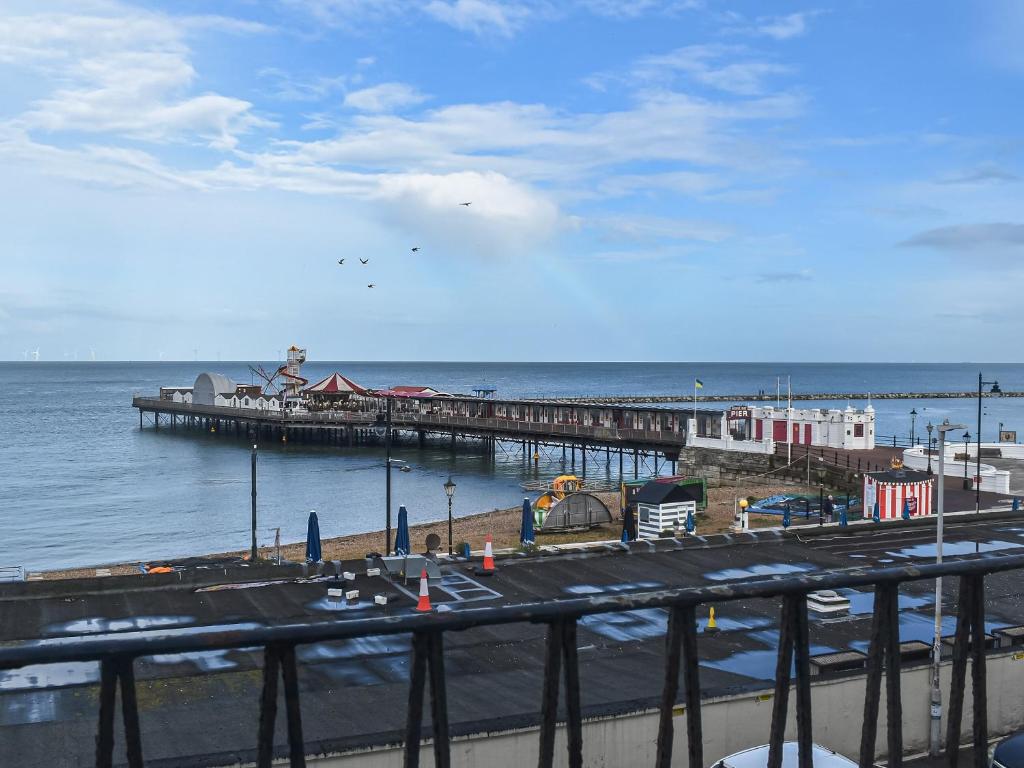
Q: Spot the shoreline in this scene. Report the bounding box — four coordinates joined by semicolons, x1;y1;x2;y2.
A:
35;482;818;581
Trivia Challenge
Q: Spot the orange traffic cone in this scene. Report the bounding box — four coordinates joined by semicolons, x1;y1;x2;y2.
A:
415;569;432;612
482;534;495;572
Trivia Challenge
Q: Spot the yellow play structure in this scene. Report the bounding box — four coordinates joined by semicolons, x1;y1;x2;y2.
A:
534;475;583;511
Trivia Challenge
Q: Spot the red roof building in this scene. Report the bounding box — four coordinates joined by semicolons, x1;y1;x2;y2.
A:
303;373;369;408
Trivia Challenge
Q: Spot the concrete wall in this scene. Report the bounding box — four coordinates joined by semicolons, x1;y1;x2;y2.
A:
284;651;1024;768
902;447;1011;495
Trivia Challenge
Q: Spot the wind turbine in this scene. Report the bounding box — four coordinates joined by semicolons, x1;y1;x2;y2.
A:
89;347;96;362
32;348;40;362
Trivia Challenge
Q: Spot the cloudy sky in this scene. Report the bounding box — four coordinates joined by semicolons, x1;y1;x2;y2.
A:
1;0;1022;362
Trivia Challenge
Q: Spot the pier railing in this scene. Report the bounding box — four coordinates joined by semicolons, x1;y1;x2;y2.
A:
2;554;1021;768
133;397;688;447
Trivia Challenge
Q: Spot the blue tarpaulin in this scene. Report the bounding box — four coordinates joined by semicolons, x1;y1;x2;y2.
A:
394;505;411;556
521;498;535;545
305;511;322;563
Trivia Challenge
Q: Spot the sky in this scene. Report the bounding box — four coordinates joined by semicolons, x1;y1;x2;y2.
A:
1;0;1022;362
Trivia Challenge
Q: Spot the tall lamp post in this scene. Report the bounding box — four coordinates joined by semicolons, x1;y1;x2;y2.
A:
963;432;971;489
928;419;967;756
374;396;394;555
926;422;934;474
976;374;1001;513
251;443;258;562
910;408;917;445
443;476;457;557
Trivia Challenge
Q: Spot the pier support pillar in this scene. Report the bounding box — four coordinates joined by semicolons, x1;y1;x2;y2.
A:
581;443;586;477
633;448;638;479
418;430;425;448
619;449;623;478
654;452;659;475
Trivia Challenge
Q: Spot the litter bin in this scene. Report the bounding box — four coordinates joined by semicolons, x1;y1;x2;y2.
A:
963;477;973;490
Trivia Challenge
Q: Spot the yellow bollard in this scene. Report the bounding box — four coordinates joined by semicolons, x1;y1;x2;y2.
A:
705;606;720;634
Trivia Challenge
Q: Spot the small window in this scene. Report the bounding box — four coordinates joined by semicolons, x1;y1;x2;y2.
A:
639;508;650;523
854;424;864;437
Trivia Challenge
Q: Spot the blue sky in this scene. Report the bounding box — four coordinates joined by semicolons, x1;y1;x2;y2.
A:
1;0;1022;362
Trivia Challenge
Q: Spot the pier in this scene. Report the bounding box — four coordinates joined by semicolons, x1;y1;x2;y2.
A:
528;390;1024;404
132;395;717;479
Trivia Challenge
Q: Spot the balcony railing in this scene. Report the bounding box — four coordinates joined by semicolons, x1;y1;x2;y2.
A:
1;553;1021;768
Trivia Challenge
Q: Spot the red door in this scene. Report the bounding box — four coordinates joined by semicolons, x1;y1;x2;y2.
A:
772;420;787;441
756;420;764;440
804;424;812;444
792;424;800;444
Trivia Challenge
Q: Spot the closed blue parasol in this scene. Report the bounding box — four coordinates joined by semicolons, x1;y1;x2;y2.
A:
394;505;411;556
873;499;881;523
902;499;911;520
520;498;535;545
782;502;791;529
685;506;695;534
305;510;322;563
621;507;636;542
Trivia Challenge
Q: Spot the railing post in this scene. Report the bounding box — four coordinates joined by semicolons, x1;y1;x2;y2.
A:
883;586;904;768
793;595;813;768
95;659;118;768
946;576;974;768
768;596;796;768
280;645;306;768
118;659;145;768
537;619;582;768
405;632;450;768
969;576;987;768
257;645;282;768
657;605;703;768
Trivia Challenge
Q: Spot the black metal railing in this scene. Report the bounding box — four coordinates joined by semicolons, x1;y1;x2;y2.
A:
2;554;1022;768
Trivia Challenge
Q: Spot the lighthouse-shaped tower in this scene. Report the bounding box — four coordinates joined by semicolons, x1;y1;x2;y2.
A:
282;345;307;397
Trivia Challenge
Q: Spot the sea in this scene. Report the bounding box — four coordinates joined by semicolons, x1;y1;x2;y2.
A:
1;361;1021;572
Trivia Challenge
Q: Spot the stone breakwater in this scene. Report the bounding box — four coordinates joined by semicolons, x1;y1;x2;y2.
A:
527;391;1024;404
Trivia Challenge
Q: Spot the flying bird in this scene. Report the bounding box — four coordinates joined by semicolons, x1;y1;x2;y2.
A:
360;258;369;264
337;259;344;265
410;247;420;252
367;284;376;288
459;202;472;206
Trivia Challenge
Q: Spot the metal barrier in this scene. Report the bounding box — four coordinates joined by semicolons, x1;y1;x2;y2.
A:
3;554;1021;768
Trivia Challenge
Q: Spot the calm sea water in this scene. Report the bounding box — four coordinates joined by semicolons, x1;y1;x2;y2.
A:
1;361;1021;571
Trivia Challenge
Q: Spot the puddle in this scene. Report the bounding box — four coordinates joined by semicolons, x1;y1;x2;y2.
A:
306;596;376;612
837;588;933;615
705;564;814;582
299;636;411;662
43;615;196;636
0;690;62;725
703;644;835;681
564;580;663;595
886;540;1024;559
0;662;100;691
579;609;667;642
28;622;264;648
146;650;245;672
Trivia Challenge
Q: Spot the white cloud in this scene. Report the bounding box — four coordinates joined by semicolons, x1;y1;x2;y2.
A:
1;8;271;149
588;44;792;96
422;0;534;37
344;83;429;113
723;11;820;41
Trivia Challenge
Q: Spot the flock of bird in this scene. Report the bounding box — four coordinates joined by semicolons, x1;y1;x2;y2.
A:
338;202;472;288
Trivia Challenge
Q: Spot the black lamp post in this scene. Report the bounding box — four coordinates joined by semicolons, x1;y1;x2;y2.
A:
910;408;917;445
963;432;971;489
374;397;393;554
926;422;934;475
250;443;258;562
976;373;1001;513
443;476;457;556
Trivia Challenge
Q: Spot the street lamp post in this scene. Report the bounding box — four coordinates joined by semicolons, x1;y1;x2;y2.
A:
374;397;394;555
443;476;457;557
926;423;934;474
910;408;917;445
251;444;258;562
963;432;971;488
976;373;1002;513
929;419;967;756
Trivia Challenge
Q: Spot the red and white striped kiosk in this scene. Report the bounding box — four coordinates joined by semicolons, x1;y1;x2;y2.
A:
863;466;934;520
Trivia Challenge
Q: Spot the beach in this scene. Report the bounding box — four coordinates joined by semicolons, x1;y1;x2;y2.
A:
36;482;823;580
